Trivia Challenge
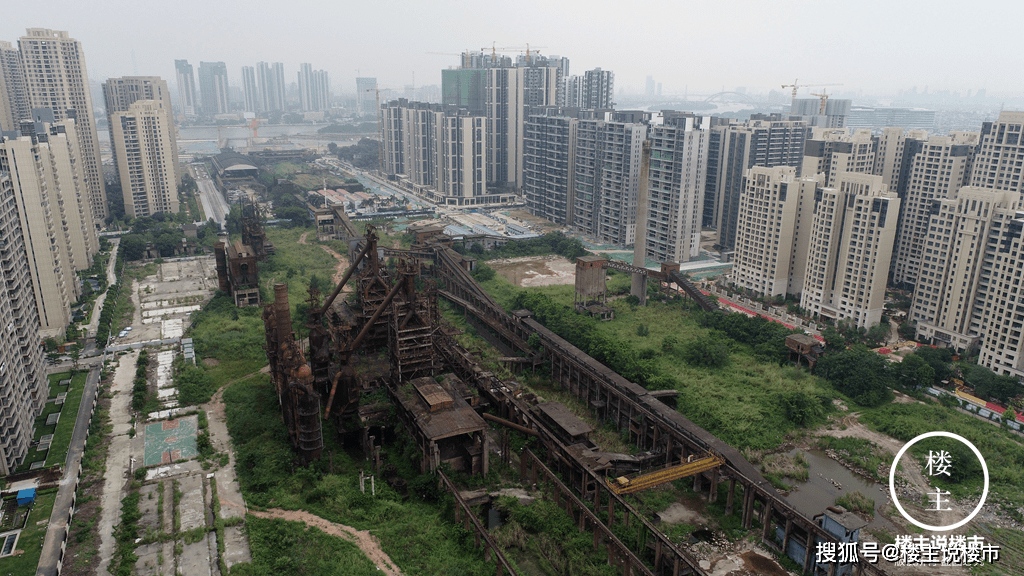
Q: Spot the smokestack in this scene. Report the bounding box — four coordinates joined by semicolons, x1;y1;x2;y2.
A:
214;241;229;293
631;141;652;305
274;283;292;341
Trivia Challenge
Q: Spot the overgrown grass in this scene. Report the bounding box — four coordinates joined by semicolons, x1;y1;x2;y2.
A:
223;373;497;575
44;370;89;466
816;436;891;482
230;516;379;576
493;497;615;576
861;402;1024;507
761;452;809;490
477;275;835;450
835;491;874;516
0;489;57;575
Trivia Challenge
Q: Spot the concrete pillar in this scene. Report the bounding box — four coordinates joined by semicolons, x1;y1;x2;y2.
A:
665;436;673;465
709;468;719;503
607;498;615;527
593;524;600;548
761;502;773;540
742;488;755;529
673;555;681;576
782;518;793;552
803;531;815;573
725;479;736;515
655;539;663;571
693;471;702;493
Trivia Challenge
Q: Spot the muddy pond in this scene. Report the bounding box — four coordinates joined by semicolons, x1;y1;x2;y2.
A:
782;449;899;532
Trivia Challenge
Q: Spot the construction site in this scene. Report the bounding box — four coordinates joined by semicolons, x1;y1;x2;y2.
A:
256;210;893;576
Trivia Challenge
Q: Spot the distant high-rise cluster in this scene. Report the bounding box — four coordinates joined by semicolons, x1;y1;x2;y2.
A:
298;63;330;112
198;61;230;116
174;59;198;118
103;76;181;217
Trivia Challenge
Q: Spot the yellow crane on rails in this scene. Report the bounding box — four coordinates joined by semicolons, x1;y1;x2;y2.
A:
606;453;725;495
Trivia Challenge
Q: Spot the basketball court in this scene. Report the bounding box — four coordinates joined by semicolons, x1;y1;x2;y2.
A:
143;415;198;466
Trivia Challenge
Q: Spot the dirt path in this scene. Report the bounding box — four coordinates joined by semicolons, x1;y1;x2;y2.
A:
248;508;403;575
298;230;348;284
817;415;970;529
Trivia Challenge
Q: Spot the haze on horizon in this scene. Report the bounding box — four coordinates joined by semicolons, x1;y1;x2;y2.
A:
1;0;1020;101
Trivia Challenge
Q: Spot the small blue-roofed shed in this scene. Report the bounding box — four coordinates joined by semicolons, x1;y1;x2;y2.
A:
16;488;36;506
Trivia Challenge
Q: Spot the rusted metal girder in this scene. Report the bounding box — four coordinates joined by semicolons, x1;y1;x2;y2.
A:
482;413;539;437
323;275;407;417
313;231;375;317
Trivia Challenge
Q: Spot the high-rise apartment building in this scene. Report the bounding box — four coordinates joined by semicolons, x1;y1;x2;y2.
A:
872;126;929;194
732;166;823;298
800;173;899;328
441;53;563;190
380;99;492;205
713;116;808;252
889;132;977;288
19;115;99;274
256;62;285;113
0;41;30;132
103;76;180;213
18;28;106;222
356;77;377;116
573;112;648;245
790;98;851;128
0;132;76;336
0;172;48;475
801;128;876;186
645;113;709;263
241;66;258;113
910;113;1024;379
174;59;198;118
565;76;583;108
912;186;1013;351
110;100;180;217
582;68;614;109
298;64;330;112
198;61;229;116
523;110;578;225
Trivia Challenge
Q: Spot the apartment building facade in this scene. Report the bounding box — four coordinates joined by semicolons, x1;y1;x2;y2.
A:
18;28;105;222
0;172;47;475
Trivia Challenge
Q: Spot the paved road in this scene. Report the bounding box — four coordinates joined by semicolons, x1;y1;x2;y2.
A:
193;164;229;227
36;365;100;576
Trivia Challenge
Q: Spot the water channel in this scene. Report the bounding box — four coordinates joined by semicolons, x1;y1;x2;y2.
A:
782;449;899;533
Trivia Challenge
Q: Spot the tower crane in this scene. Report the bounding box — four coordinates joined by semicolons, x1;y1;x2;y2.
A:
481;43;548;63
780;79;842;104
365;86;394;174
810;90;836;115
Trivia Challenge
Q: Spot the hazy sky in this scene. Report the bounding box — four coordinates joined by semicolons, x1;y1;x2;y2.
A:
2;0;1021;99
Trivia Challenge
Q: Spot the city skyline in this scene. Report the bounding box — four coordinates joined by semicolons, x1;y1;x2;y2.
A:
1;0;1023;100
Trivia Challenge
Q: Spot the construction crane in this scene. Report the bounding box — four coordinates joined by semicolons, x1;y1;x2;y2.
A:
810;90;836;115
780;79;842;103
481;43;548;63
365;86;394;175
606;453;724;495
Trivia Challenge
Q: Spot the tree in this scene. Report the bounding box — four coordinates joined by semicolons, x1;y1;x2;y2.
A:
914;347;953;383
816;345;894;407
121;234;148;261
225;204;243;235
821;326;846;351
895;354;935;390
680;336;731;368
865;322;890;347
327;142;338;155
470;263;495;282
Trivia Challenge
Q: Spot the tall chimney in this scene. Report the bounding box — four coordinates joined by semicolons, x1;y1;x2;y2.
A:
274;283;292;341
631;141;652;305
